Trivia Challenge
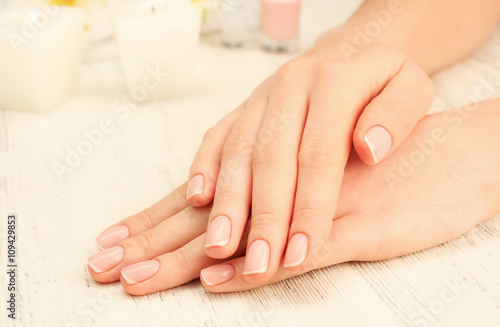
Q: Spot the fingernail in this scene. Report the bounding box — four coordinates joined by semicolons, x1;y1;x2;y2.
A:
121;260;160;285
364;125;392;164
187;174;204;200
96;226;129;250
87;247;124;273
243;240;270;275
200;264;235;286
205;216;231;248
283;233;309;268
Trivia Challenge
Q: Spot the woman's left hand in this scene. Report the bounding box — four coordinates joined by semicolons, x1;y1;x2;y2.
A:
87;102;500;294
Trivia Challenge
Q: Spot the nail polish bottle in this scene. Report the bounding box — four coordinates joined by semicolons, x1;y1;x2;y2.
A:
260;0;301;52
220;3;249;47
219;0;260;48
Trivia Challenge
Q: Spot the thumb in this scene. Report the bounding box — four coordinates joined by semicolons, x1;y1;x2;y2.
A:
353;60;435;165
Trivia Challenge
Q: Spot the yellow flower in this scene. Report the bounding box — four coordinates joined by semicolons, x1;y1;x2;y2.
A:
190;0;209;22
49;0;77;5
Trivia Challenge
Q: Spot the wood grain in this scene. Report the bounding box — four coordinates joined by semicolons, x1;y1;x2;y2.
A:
1;1;499;326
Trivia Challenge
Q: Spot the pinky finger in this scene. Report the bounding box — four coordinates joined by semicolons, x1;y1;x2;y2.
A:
187;107;243;206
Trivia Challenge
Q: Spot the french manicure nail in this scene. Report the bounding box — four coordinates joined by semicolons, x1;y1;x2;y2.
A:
243;240;270;275
283;233;309;268
96;226;129;250
205;216;231;248
121;260;160;285
200;264;235;286
187;174;204;200
87;247;125;273
364;125;392;164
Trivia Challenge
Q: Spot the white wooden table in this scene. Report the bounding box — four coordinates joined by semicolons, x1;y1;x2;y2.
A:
1;1;500;326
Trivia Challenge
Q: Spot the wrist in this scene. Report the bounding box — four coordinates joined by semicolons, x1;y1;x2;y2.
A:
311;0;500;74
311;1;413;61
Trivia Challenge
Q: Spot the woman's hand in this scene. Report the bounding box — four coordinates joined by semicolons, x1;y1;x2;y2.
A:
87;100;500;295
186;43;434;283
183;0;500;284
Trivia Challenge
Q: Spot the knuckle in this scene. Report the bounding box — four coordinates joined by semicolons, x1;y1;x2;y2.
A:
217;158;244;188
169;248;189;272
214;188;237;203
277;59;302;78
254;129;279;153
251;154;293;171
251;142;282;166
250;211;281;230
268;93;289;112
251;149;268;167
222;133;253;157
317;60;348;83
133;231;157;256
384;98;415;132
135;210;156;230
317;60;338;75
293;206;320;222
298;139;334;170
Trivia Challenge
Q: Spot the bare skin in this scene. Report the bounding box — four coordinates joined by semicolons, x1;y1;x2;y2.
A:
88;100;500;295
87;0;500;292
179;0;500;284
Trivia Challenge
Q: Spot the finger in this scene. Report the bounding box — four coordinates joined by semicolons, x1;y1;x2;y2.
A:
95;183;190;250
187;107;243;207
285;73;366;270
244;63;308;283
204;96;268;259
353;59;434;165
285;49;410;270
202;215;372;293
121;231;248;295
88;205;211;283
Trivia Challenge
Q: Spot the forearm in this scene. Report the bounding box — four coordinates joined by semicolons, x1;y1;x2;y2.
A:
314;0;500;74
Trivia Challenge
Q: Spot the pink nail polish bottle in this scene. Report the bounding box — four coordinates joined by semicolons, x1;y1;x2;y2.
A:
260;0;301;52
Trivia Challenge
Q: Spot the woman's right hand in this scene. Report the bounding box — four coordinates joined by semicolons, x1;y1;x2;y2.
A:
185;43;434;285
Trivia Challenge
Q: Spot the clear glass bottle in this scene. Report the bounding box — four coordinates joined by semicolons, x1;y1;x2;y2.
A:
219;0;260;48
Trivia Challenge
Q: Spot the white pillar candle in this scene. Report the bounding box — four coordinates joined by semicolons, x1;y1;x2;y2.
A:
0;4;84;113
0;0;13;9
108;0;201;101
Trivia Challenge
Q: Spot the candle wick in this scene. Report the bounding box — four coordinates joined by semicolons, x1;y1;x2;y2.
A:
152;5;155;13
